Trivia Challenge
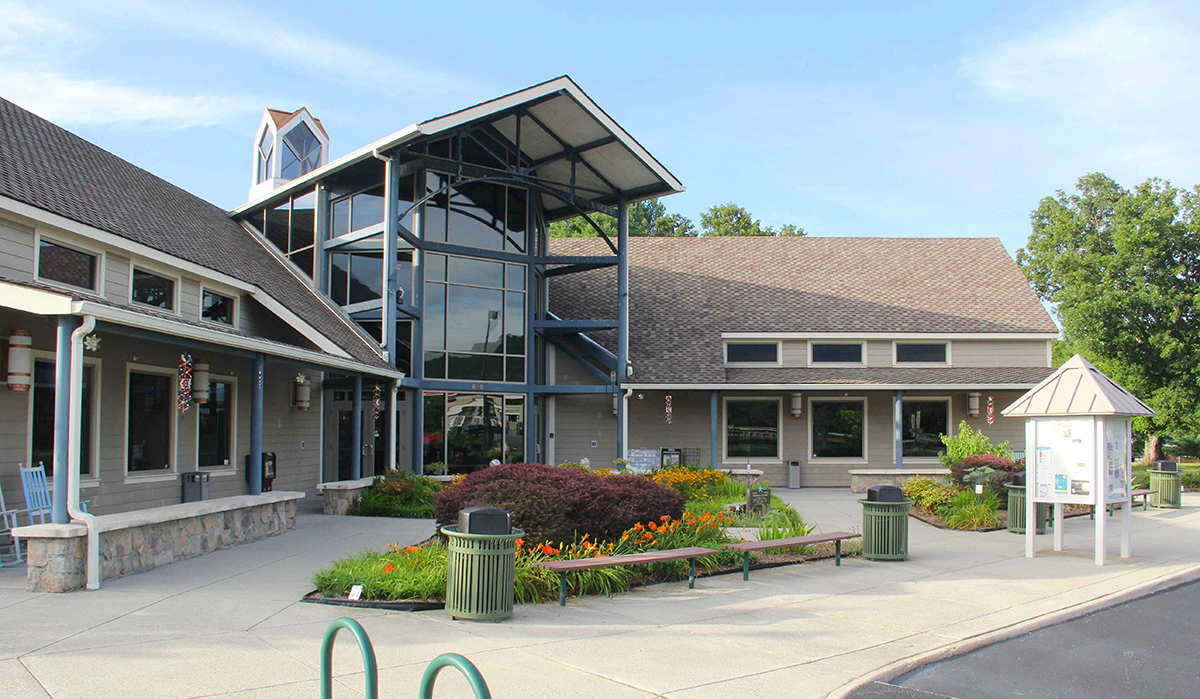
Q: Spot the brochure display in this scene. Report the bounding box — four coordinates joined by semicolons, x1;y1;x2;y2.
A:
1002;355;1154;567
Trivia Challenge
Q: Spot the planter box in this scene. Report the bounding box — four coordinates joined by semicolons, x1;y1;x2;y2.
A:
317;477;376;515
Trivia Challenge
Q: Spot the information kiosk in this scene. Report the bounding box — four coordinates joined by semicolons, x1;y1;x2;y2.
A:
1001;355;1154;566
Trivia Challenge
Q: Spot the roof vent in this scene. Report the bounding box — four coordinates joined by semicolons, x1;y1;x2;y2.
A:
248;107;329;201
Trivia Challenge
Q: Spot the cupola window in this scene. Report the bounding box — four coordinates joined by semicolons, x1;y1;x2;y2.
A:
281;122;320;179
256;128;273;184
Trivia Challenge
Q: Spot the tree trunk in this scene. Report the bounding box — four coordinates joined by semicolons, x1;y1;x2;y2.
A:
1141;434;1166;465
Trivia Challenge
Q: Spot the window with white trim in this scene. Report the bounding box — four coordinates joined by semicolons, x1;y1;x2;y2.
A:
201;289;235;326
725;398;780;460
725;343;779;365
811;399;865;459
198;379;234;468
895;342;948;364
30;359;98;478
128;370;174;472
37;238;97;291
131;267;175;310
810;342;863;364
903;399;950;458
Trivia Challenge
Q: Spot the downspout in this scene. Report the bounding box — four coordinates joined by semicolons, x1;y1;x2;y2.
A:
68;315;99;590
621;388;632;461
388;380;399;471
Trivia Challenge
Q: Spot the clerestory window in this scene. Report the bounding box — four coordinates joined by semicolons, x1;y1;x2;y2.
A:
280;122;320;179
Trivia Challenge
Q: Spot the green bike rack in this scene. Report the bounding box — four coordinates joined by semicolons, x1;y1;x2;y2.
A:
319;617;492;698
320;617;378;699
419;653;493;699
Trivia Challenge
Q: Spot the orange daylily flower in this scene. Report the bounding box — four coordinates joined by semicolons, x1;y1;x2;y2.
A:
383;563;395;573
403;545;420;554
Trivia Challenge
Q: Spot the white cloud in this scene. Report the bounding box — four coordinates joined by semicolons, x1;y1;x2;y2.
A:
960;5;1200;123
0;69;261;127
99;0;466;95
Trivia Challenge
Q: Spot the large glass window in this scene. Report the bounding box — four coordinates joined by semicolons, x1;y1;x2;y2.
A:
896;343;948;364
423;392;524;473
424;172;526;253
31;360;95;478
257;190;317;277
128;371;173;472
725;399;780;460
131;268;174;310
280;122;320;179
726;343;778;364
38;239;96;290
811;343;863;364
424;254;525;383
201;290;234;325
903;400;949;458
811;400;865;459
198;380;233;467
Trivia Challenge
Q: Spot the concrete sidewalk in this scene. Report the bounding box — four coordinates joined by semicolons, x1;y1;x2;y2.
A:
3;491;1200;699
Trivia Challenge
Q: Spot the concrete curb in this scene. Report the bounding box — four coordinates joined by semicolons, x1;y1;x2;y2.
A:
824;562;1200;699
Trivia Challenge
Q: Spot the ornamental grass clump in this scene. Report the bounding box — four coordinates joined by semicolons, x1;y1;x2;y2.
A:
347;470;440;518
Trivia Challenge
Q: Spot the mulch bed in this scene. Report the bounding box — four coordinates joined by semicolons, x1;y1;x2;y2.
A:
908;504;1094;532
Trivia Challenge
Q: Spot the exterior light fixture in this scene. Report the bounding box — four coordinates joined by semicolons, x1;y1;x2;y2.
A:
6;329;32;391
791;393;803;418
968;392;981;417
192;360;211;403
294;373;311;411
612;393;619;415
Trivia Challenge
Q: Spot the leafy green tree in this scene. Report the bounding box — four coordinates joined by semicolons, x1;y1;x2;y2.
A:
548;198;696;238
698;203;806;237
1018;173;1200;462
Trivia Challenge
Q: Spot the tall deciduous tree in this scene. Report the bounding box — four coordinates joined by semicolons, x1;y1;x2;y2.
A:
1018;173;1200;462
548;198;696;238
699;203;806;237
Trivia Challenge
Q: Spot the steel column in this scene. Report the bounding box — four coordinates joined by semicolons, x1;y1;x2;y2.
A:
351;375;363;480
894;390;904;470
410;167;426;475
52;315;78;523
615;199;629;461
525;189;537;464
314;182;329;293
383;156;400;365
710;390;720;468
249;352;264;495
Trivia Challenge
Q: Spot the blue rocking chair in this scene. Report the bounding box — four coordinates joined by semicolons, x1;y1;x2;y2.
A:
19;463;88;528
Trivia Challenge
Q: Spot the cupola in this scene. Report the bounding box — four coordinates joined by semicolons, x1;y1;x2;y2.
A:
248;107;329;201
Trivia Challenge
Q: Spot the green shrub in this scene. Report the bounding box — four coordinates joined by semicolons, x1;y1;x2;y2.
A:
902;477;957;514
939;421;1013;468
346;470;440;519
938;490;1001;530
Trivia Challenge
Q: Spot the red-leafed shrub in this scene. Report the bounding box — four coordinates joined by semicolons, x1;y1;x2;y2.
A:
434;463;685;544
951;453;1021;499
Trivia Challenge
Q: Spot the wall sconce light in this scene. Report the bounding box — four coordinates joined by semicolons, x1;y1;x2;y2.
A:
968;392;981;417
791;392;803;418
294;373;311;411
192;360;210;403
6;329;31;392
612;393;618;416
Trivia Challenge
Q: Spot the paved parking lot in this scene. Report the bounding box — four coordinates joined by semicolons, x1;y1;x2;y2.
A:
2;490;1199;699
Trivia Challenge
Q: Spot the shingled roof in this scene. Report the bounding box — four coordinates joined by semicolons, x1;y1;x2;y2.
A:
0;96;391;372
549;236;1057;385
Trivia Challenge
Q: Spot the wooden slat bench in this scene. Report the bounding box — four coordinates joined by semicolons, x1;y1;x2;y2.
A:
722;531;861;581
533;546;720;606
1092;489;1156;519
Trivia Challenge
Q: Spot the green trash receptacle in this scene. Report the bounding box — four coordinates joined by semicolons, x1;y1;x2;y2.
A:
860;486;911;561
442;523;524;621
1005;478;1048;534
1149;468;1182;509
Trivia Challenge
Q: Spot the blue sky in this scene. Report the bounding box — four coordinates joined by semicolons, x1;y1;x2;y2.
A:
3;1;1198;256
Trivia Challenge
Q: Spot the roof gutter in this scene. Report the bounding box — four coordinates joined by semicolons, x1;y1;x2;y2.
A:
622;383;1044;391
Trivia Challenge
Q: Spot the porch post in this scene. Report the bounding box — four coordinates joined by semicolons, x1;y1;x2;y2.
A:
351;375;363;480
249;352;264;495
894;390;904;470
710;390;720;468
615;198;629;463
52;315;78;523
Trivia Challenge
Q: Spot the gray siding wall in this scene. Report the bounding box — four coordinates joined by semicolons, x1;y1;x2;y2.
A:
0;217;35;282
781;341;806;367
866;341;892;366
239;297;318;350
105;253;130;304
550;345;616;465
180;277;201;322
953;341;1049;368
0;307;325;516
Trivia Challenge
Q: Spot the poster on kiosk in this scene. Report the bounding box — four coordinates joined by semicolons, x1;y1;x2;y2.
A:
1002;355;1153;566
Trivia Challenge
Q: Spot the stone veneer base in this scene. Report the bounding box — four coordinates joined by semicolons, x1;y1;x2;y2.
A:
849;468;951;494
317;477;375;515
15;492;303;593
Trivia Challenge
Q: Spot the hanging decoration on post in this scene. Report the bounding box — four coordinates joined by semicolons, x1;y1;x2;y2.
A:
987;395;995;426
665;394;673;425
294;373;311;411
83;334;101;352
372;384;383;420
178;354;193;412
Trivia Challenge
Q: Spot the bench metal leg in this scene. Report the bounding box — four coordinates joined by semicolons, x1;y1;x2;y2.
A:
558;573;567;606
742;552;750;581
688;559;696;589
835;540;842;567
1143;495;1149;512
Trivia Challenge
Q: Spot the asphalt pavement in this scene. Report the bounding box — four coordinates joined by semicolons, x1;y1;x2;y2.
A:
849;578;1200;699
